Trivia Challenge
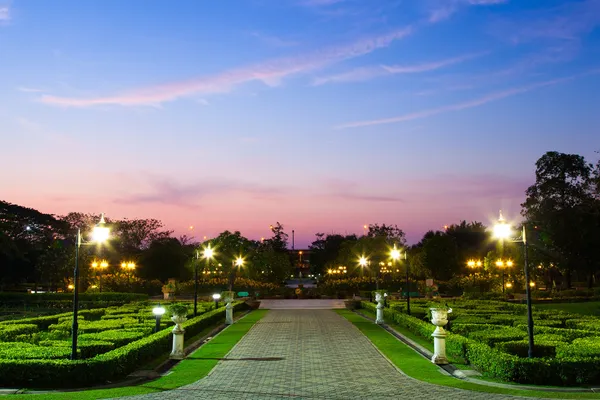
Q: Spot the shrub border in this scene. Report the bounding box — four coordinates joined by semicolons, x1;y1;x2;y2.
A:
0;302;248;388
361;301;600;386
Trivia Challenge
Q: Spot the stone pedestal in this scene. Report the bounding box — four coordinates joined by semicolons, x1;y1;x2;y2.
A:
225;297;234;325
375;293;385;325
430;308;451;365
170;315;187;360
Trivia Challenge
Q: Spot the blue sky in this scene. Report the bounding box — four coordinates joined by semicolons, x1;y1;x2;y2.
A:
1;0;599;246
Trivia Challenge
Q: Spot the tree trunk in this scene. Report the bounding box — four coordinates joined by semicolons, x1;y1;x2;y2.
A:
588;272;594;289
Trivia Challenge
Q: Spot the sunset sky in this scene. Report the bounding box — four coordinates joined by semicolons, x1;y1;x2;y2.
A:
1;0;599;246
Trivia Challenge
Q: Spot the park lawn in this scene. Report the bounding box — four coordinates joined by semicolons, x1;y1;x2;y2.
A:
9;310;268;400
534;301;600;317
338;310;600;399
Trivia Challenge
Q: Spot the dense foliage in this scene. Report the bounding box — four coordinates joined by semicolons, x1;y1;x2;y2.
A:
0;300;248;387
362;299;600;385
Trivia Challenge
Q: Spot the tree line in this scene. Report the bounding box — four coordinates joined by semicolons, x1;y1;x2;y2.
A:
308;151;600;290
1;151;598;293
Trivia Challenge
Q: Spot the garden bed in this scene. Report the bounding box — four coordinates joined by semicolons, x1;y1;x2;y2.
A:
362;299;600;386
0;300;248;388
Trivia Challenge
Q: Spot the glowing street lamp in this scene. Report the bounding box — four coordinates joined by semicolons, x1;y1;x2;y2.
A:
212;293;221;309
91;259;109;292
152;304;166;333
72;213;110;360
229;256;245;291
493;210;534;358
496;259;513;293
391;245;410;315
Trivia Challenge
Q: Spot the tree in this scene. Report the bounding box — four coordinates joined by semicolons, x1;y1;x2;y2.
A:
444;221;488;268
309;233;357;276
521;151;600;288
138;238;192;282
200;231;255;284
366;223;406;246
113;218;173;254
265;222;288;252
419;231;460;281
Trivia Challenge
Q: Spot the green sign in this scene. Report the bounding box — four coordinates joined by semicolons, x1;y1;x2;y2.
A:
237;291;249;297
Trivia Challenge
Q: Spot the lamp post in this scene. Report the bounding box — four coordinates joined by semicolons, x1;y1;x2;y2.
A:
212;293;221;309
493;211;533;358
359;256;371;300
121;261;136;284
229;256;244;292
495;259;513;293
91;260;109;292
152;304;166;333
199;245;215;317
72;214;110;360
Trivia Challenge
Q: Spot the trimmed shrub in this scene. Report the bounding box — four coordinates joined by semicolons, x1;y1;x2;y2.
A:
39;340;115;359
79;330;146;348
0;324;38;341
496;340;563;358
450;323;497;336
556;337;600;358
0;302;249;388
0;343;71;360
466;327;526;346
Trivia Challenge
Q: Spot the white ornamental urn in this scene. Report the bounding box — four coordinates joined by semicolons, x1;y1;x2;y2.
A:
431;308;451;331
171;315;187;333
430;307;452;365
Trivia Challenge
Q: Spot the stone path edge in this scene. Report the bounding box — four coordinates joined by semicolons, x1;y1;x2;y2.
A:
351;309;598;394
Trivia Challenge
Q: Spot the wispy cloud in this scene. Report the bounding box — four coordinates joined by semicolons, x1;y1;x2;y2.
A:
320;178;404;203
115;176;289;208
40;27;412;108
17;86;44;93
0;5;10;22
312;52;486;85
428;0;508;23
382;52;487;73
336;70;597;129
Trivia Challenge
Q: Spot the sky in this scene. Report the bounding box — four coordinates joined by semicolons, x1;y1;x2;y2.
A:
1;0;599;247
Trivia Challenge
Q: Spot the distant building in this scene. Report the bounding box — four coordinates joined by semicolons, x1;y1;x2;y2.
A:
289;249;311;276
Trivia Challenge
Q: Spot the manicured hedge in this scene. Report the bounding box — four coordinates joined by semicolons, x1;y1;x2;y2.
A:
0;324;38;341
0;292;148;310
361;300;600;385
39;339;115;359
79;329;146;348
0;302;249;388
0;343;72;360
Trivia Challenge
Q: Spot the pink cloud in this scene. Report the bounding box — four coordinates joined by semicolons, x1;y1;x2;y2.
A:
336;72;593;129
40;27;412;108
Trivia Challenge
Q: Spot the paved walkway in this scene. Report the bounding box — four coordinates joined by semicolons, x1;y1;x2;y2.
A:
259;299;345;309
121;310;552;399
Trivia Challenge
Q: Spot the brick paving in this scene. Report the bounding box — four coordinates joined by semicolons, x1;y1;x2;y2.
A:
120;310;556;399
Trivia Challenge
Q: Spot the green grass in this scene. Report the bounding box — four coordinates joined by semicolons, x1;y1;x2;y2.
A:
534;301;600;317
359;309;469;367
338;310;600;399
9;310;268;400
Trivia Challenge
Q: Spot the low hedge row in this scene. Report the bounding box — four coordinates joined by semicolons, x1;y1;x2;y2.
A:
0;324;38;341
0;292;148;303
360;301;600;385
0;293;149;310
0;302;249;388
